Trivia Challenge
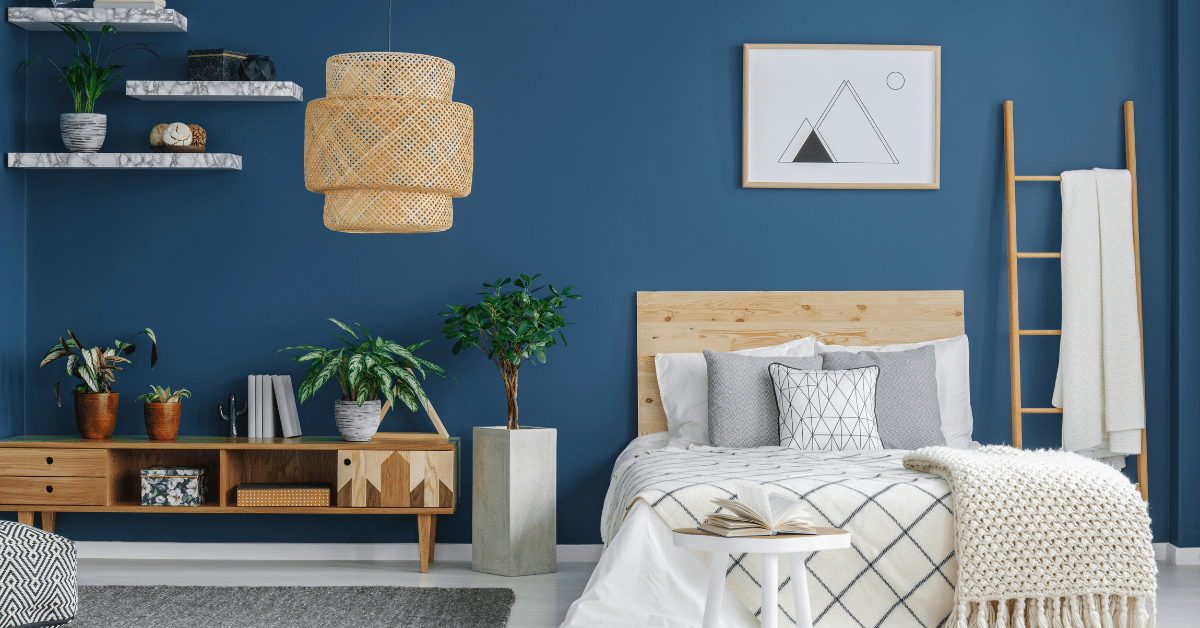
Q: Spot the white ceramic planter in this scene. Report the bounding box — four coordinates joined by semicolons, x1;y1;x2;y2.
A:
333;399;381;442
472;425;557;576
60;113;106;153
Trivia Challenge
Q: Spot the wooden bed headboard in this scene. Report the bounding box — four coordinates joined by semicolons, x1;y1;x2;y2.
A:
636;291;966;435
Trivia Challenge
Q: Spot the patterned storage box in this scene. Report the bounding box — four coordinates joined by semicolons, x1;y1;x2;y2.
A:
187;49;248;81
140;466;207;507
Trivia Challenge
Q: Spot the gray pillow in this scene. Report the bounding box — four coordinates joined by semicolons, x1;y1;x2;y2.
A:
704;350;823;448
821;345;945;449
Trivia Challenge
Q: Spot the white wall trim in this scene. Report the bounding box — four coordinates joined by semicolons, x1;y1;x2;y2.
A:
75;542;604;563
1164;543;1200;565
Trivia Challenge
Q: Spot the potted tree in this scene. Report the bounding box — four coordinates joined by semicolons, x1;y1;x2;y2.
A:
137;386;191;442
440;274;580;576
39;328;157;440
284;319;446;442
21;23;158;152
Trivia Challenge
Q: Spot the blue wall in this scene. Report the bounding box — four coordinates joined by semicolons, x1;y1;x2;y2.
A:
1169;2;1199;550
9;0;1191;545
2;15;25;440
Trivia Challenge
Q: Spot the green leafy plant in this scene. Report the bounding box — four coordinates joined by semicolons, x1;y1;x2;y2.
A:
283;319;446;418
440;274;580;429
39;328;157;406
136;385;191;403
19;23;159;114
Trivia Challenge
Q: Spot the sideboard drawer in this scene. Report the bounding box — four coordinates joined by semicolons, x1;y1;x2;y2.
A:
0;448;107;477
0;476;106;505
337;449;455;508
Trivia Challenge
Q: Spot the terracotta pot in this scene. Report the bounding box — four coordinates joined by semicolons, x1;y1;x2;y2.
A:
144;401;182;441
75;392;118;440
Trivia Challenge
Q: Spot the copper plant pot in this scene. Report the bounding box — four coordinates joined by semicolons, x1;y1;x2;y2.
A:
144;401;182;441
75;392;118;440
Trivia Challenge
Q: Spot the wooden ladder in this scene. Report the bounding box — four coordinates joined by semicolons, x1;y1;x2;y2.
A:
1003;100;1149;501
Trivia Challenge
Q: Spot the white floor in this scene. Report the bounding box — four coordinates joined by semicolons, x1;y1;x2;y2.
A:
79;559;1198;628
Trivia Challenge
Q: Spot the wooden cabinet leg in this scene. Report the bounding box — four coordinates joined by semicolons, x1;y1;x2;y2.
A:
17;511;34;526
429;515;437;563
40;512;55;534
418;514;436;573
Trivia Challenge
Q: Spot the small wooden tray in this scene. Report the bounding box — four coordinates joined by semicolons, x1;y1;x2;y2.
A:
150;145;206;153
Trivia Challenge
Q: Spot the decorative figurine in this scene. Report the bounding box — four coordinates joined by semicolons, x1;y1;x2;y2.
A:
218;393;247;437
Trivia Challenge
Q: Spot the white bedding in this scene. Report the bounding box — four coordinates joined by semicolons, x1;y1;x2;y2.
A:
564;436;957;628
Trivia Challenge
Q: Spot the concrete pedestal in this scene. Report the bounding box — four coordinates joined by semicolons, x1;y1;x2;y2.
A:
472;426;557;576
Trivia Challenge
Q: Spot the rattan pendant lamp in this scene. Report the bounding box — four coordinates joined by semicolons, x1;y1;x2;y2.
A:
304;3;473;233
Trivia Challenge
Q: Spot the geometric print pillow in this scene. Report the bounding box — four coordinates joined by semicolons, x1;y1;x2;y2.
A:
768;364;883;451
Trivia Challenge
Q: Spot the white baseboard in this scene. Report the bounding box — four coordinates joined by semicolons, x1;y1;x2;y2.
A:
1153;542;1200;565
75;542;604;563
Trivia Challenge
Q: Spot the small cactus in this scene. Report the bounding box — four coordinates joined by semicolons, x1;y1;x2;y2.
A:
218;393;247;437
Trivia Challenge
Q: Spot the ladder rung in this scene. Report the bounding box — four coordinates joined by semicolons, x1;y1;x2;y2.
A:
1018;329;1062;335
1020;408;1064;414
1015;175;1062;181
1015;252;1062;258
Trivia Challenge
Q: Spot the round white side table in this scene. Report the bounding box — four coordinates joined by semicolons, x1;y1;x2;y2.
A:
672;527;852;628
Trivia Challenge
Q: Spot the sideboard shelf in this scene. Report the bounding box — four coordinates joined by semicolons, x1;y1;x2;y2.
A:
0;435;459;572
126;81;304;102
7;153;242;170
7;7;187;32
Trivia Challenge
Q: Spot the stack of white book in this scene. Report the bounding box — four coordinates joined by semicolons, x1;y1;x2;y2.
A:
93;0;168;9
247;375;302;438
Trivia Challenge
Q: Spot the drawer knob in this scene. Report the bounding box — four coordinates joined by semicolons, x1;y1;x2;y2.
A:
344;458;352;466
45;485;53;493
45;456;53;465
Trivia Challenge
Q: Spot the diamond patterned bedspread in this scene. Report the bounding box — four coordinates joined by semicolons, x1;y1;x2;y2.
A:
604;446;956;628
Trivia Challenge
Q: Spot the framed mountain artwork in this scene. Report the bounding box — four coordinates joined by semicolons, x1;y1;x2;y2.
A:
742;44;941;189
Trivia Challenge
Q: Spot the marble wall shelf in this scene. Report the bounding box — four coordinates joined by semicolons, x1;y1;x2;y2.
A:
7;153;241;170
7;7;187;32
126;81;304;102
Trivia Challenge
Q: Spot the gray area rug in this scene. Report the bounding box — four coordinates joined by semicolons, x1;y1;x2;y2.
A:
69;586;515;627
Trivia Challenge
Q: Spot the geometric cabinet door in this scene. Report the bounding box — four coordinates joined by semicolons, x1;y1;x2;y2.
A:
336;449;455;508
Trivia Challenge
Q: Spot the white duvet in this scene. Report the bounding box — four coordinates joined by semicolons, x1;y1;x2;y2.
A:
562;435;957;628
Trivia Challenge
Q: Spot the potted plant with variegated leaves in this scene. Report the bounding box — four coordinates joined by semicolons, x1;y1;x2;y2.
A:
137;385;191;442
283;319;446;442
39;328;157;439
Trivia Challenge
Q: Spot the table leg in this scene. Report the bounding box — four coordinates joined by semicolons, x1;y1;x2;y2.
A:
787;553;813;628
40;512;55;534
17;511;34;527
702;550;728;628
761;553;779;628
418;514;434;573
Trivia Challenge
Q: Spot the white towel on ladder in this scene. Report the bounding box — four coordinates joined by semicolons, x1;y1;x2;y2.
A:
1053;168;1144;468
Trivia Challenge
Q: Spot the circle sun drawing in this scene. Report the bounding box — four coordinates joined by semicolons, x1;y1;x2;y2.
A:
886;72;905;90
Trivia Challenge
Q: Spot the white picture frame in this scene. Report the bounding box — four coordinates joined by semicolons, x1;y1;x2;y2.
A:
743;44;941;189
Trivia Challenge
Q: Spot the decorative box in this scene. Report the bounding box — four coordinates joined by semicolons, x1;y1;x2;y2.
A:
236;483;331;507
188;49;248;81
140;466;207;506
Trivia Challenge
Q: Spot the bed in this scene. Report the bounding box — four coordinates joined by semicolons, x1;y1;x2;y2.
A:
562;291;968;628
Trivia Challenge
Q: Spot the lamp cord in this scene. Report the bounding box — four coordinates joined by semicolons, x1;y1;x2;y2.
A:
388;0;392;51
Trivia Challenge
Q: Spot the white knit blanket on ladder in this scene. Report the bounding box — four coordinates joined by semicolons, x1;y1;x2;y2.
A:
904;446;1156;628
1054;169;1145;467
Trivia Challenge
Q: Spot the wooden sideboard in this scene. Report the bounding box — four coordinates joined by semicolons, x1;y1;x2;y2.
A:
0;435;459;572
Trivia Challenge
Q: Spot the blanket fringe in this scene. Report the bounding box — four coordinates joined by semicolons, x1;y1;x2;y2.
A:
958;596;1154;628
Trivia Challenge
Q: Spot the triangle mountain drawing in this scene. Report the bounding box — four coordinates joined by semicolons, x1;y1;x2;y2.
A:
778;80;898;165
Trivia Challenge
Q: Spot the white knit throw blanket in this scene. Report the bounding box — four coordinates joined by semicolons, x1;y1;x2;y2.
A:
904;446;1156;628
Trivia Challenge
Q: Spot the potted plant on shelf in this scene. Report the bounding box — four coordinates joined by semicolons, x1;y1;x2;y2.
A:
39;328;157;440
283;319;446;442
440;274;579;576
20;23;159;153
137;385;191;442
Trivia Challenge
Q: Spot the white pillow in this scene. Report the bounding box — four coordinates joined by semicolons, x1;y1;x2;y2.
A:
816;334;973;449
656;337;817;448
770;364;883;451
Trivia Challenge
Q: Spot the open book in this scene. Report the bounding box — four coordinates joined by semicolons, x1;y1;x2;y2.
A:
699;483;817;537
